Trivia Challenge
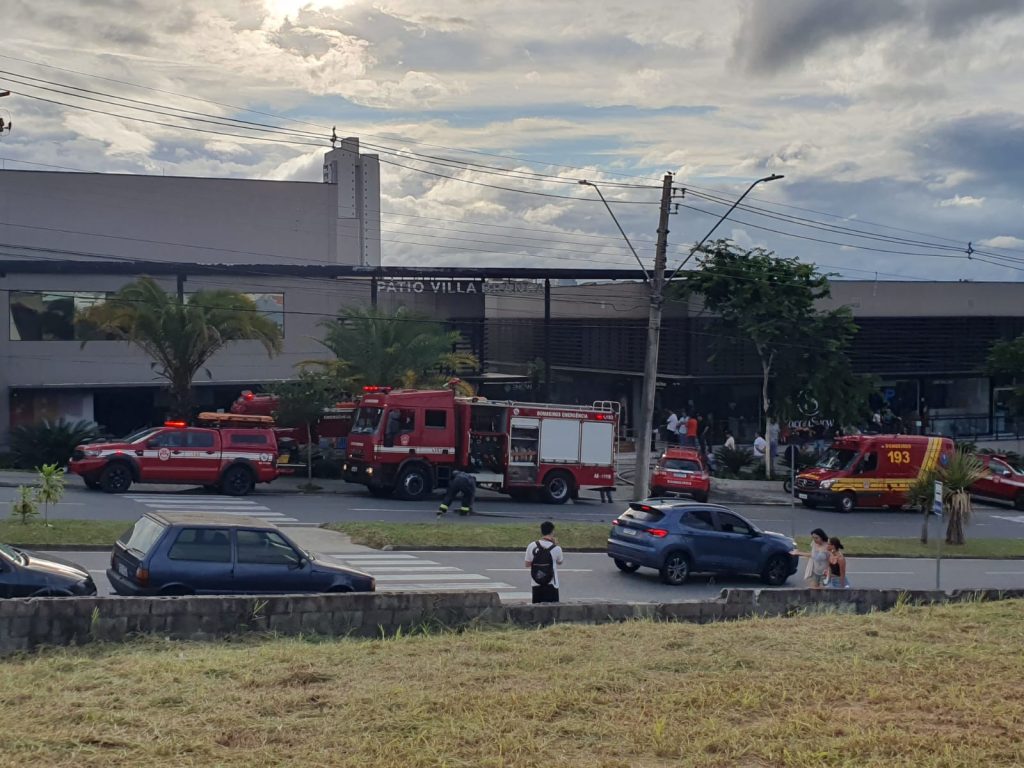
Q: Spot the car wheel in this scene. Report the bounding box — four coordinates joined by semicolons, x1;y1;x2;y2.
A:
614;558;641;573
541;471;573;505
837;492;856;514
221;465;255;496
99;463;133;493
761;554;791;586
782;478;793;495
396;465;431;501
83;476;102;490
1015;492;1024;511
660;552;691;585
368;486;394;498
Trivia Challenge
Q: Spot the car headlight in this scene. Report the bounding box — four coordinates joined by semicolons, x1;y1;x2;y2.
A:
83;449;102;458
820;479;835;489
366;467;374;475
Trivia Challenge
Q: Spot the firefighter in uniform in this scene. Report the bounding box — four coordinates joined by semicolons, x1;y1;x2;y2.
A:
438;470;477;516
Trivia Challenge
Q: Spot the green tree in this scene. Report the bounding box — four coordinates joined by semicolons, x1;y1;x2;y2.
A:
35;463;66;526
987;333;1024;413
79;277;282;418
673;240;868;476
9;486;39;525
270;368;351;486
315;306;478;390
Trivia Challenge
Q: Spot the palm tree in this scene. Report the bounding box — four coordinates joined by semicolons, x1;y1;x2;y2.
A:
940;450;986;546
79;277;282;417
906;468;938;544
315;306;478;390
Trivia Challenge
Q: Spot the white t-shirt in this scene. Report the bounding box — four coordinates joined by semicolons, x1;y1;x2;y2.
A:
753;436;767;457
724;435;736;450
666;413;679;432
525;539;564;589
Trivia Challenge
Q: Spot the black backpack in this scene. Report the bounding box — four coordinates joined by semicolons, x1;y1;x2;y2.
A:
530;541;556;586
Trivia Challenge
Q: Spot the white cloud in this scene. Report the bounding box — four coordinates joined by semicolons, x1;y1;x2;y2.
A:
978;235;1024;249
937;195;986;207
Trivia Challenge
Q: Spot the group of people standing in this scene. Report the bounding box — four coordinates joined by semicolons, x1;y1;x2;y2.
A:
665;410;710;452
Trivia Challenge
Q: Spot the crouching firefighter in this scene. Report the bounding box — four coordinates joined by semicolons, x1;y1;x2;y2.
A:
438;470;477;516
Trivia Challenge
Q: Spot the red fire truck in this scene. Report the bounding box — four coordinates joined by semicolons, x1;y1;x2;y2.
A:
230;390;357;453
343;388;618;504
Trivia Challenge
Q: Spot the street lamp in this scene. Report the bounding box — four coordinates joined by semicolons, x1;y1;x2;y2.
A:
580;172;783;500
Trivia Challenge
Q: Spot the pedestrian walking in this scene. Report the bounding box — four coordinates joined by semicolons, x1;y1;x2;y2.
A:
438;470;476;516
685;414;699;447
797;528;830;589
525;521;564;603
825;537;850;589
698;414;711;455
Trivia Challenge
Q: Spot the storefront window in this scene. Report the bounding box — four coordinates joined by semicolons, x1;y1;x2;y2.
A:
8;291;108;341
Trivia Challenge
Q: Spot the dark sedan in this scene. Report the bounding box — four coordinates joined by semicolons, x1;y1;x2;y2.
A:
107;512;375;596
0;543;97;597
607;500;799;586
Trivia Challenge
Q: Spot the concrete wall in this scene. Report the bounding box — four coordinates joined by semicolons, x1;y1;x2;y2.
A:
2;588;1022;655
0;140;380;268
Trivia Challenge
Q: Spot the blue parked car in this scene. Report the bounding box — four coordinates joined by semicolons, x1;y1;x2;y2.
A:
607;500;799;586
107;512;375;596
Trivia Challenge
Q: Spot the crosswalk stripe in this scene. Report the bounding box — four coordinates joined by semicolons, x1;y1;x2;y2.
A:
333;559;440;567
124;496;256;503
372;573;492;582
333;554;418;560
377;583;514;591
352;566;461;573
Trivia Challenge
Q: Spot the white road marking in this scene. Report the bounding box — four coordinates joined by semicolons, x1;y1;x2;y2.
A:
335;553;419;559
486;568;594;573
125;494;310;526
372;573;493;582
984;571;1024;575
356;566;462;573
993;515;1024;524
849;571;916;575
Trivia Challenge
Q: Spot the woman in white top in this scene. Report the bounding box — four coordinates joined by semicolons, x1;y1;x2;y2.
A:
796;528;830;588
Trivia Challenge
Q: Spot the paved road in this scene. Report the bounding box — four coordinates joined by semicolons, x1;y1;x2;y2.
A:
54;549;1024;602
4;481;1024;538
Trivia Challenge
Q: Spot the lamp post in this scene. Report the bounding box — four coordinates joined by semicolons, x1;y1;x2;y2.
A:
580;172;783;500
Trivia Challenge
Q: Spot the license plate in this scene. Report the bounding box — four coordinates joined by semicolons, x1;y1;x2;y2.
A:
798;493;808;500
620;528;637;537
117;563;129;578
278;455;289;464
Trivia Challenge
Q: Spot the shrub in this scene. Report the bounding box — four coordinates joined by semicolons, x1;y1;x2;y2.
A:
714;446;754;475
941;450;986;546
10;419;100;469
9;486;39;524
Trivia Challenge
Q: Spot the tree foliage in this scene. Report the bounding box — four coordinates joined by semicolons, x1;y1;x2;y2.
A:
986;333;1024;413
315;306;478;390
673;240;872;431
35;463;66;526
269;368;350;484
79;277;282;417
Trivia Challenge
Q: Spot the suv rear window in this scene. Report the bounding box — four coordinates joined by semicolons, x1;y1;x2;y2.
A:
118;517;166;556
622;504;665;523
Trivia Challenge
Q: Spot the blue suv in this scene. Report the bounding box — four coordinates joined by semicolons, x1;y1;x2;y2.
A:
607;500;798;586
108;512;375;596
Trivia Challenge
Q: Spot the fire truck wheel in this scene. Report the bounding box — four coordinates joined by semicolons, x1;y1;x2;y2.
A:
396;465;431;501
837;492;856;514
221;465;255;496
541;471;573;505
99;463;133;494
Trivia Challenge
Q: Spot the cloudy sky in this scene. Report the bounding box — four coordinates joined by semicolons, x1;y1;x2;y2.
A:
3;0;1024;280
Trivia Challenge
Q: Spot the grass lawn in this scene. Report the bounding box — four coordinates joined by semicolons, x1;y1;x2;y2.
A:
328;521;1024;558
0;519;128;547
2;601;1024;766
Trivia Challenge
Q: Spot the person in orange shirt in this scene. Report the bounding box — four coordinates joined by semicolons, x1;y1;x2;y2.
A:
685;414;699;447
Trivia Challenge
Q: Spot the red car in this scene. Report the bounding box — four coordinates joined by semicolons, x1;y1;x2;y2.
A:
649;448;710;502
971;454;1024;510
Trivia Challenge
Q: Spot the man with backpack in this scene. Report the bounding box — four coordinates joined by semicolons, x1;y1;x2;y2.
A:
524;521;564;603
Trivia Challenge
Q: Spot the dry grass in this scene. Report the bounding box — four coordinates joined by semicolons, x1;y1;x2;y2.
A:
2;601;1024;767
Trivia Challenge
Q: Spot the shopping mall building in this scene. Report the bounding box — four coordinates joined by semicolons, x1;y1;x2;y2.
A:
2;142;1022;446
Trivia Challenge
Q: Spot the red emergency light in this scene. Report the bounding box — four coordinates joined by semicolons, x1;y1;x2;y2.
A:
164;421;187;428
242;390;255;401
362;385;392;393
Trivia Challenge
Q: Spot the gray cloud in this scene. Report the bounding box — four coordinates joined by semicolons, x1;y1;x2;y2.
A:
734;0;910;73
924;0;1024;37
917;112;1024;195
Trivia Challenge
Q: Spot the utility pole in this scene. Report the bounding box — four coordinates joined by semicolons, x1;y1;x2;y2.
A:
633;173;674;500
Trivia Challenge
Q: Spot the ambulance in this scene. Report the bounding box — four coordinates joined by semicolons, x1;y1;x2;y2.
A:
794;434;954;512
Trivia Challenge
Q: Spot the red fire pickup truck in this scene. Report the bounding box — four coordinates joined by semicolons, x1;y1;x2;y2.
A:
68;413;282;496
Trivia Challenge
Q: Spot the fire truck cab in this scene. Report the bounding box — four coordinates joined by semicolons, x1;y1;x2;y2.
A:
344;389;617;504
